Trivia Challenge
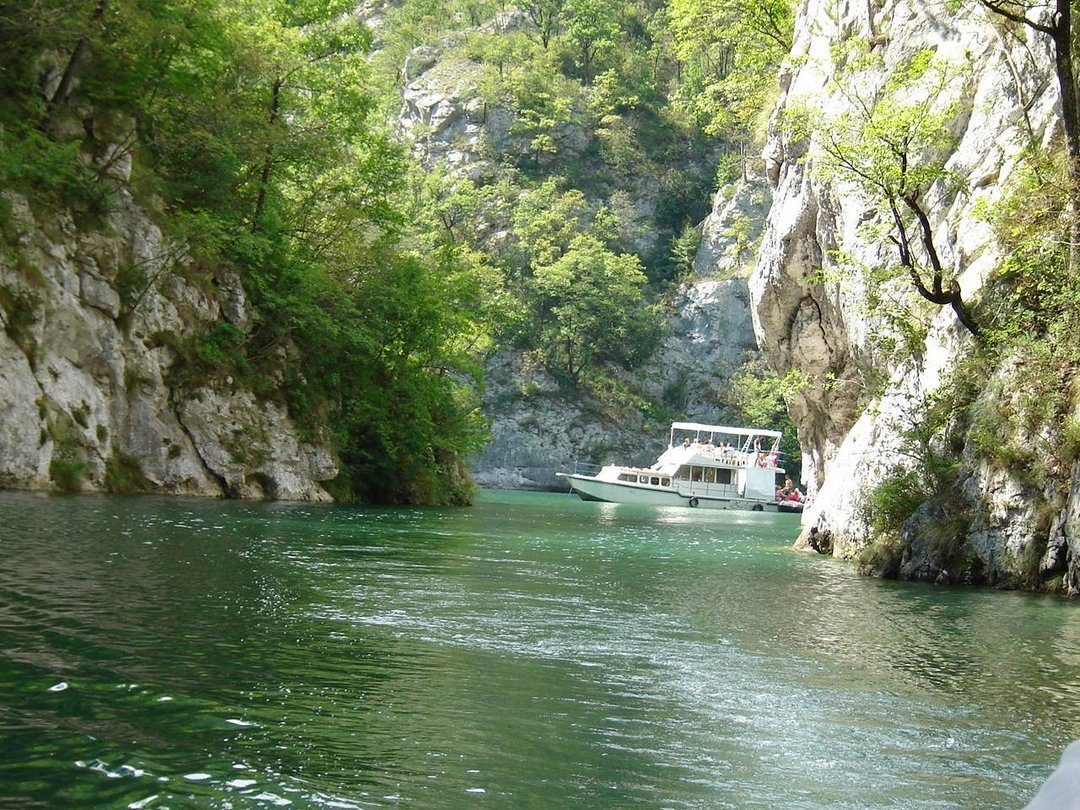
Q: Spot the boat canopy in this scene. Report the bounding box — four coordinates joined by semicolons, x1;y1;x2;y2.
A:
669;422;781;439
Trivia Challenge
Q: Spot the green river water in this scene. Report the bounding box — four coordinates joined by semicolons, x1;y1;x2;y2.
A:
2;489;1079;808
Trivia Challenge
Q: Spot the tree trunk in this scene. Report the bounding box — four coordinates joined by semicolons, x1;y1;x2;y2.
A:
49;0;107;111
1050;0;1080;274
894;195;982;337
252;77;283;232
981;0;1080;273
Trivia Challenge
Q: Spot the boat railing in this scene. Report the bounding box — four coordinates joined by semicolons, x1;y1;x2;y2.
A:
678;482;740;499
568;460;603;477
687;446;789;469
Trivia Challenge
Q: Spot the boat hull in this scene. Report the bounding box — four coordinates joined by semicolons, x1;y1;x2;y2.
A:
558;474;780;512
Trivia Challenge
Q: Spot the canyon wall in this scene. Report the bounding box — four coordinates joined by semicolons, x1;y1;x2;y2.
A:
0;113;336;500
752;0;1080;591
393;31;764;488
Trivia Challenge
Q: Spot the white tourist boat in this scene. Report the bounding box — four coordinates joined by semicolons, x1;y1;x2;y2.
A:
557;421;802;512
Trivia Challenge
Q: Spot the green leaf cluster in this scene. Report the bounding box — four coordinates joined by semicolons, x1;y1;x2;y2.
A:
372;0;789;284
722;358;802;481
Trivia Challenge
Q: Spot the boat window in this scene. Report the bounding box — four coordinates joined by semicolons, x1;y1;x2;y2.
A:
618;473;636;482
650;477;659;486
661;478;670;487
717;469;732;485
638;475;648;484
674;466;689;480
703;468;716;483
691;467;702;482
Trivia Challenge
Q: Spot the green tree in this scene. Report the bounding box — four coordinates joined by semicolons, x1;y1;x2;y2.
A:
564;0;619;84
511;178;593;266
530;234;656;379
977;0;1080;274
669;221;702;278
0;0;495;504
521;0;565;48
668;0;794;145
794;50;981;336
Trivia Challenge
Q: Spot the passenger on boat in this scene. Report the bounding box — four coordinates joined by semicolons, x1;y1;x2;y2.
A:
777;479;792;500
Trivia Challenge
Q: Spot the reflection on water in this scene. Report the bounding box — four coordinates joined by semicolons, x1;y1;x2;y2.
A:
0;489;1077;807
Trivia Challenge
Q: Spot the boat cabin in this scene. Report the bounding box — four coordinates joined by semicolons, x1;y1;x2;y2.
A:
646;422;785;501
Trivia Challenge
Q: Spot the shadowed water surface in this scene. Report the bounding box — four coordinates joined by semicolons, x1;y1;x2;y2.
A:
1;489;1079;807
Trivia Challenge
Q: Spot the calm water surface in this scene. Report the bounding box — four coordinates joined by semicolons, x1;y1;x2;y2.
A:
2;489;1079;807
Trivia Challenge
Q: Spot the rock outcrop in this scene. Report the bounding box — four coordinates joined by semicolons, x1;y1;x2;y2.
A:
752;0;1079;591
0;116;336;501
473;171;765;490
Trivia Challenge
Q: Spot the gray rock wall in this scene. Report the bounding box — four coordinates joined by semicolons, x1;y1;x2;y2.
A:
0;121;335;501
473;273;758;490
752;0;1080;590
394;26;765;488
473;173;765;490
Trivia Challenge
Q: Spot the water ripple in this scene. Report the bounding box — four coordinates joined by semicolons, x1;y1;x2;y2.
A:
0;491;1077;807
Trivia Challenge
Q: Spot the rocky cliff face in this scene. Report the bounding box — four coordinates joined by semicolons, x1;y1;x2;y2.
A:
470;171;766;489
473;185;762;489
393;29;764;488
474;272;758;489
752;0;1080;591
0;115;336;501
397;35;673;258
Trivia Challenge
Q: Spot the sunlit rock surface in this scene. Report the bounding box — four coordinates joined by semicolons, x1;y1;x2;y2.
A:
0;119;335;500
752;0;1077;589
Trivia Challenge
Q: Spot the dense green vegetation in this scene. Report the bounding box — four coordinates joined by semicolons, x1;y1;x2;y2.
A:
368;0;794;432
0;0;794;503
1;0;488;504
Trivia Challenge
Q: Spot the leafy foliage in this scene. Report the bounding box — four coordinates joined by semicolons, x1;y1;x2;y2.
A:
531;234;658;380
104;449;150;494
0;0;798;503
790;48;980;336
0;0;491;504
373;0;790;286
668;0;793;149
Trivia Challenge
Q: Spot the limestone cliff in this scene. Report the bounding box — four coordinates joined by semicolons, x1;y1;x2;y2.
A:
391;25;764;488
468;167;766;488
474;271;758;489
753;0;1080;591
397;31;694;259
0;115;336;501
473;203;761;489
